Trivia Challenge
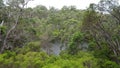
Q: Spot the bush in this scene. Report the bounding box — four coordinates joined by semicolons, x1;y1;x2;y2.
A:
68;32;84;55
101;60;119;68
0;51;49;68
15;41;41;54
43;51;99;68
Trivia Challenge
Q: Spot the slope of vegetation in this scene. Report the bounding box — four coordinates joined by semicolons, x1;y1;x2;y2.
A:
0;0;120;68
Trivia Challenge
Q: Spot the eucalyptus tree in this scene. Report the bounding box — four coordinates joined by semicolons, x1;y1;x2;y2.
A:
97;0;120;58
82;0;120;63
0;0;32;53
33;5;48;19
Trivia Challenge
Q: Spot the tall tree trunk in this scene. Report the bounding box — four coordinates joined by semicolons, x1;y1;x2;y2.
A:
0;15;19;53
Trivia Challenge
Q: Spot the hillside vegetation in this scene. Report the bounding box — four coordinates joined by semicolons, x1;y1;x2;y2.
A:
0;0;120;68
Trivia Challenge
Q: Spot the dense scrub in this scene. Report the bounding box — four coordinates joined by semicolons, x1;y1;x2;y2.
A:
0;0;120;68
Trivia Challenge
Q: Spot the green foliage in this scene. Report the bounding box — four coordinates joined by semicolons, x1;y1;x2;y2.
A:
15;41;41;54
0;51;49;68
43;51;99;68
99;60;120;68
0;26;6;35
68;32;84;55
0;0;120;67
0;47;119;68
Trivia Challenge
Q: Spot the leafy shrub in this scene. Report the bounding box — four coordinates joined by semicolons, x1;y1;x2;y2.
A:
15;41;41;54
68;32;84;55
43;51;99;68
0;51;49;68
101;60;120;68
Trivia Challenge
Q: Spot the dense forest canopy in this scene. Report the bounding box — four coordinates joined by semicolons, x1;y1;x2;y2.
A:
0;0;120;68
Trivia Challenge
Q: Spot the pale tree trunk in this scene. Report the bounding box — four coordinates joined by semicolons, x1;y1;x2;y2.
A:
0;15;19;53
0;0;32;53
